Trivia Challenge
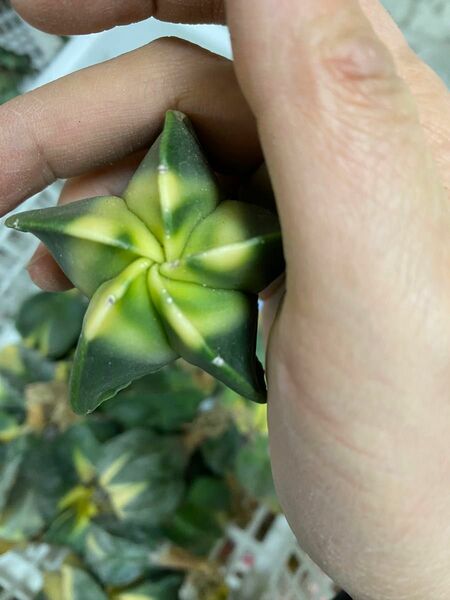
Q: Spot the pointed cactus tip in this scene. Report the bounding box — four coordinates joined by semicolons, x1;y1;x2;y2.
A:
5;215;21;230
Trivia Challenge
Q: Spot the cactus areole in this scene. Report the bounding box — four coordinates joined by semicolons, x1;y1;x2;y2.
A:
6;111;284;414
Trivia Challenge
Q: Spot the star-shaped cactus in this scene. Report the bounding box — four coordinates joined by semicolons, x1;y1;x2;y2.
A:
6;111;284;414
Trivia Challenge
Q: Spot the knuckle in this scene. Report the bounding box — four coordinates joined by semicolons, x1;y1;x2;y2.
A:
146;36;185;52
272;7;418;129
145;36;227;73
311;14;417;122
146;36;208;60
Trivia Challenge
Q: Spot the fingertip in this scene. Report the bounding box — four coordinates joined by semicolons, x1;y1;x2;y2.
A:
260;274;286;349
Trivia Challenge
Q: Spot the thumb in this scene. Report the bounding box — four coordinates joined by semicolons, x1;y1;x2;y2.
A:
227;2;450;598
227;0;446;287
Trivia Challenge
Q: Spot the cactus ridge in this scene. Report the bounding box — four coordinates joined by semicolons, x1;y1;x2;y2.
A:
6;111;285;413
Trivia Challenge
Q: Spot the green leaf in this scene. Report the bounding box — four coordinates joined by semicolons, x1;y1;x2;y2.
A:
84;524;156;587
17;425;101;547
42;565;108;600
15;434;73;525
161;200;284;293
44;425;104;548
104;365;206;432
201;424;243;476
0;47;34;75
235;435;278;510
0;484;44;541
97;430;187;525
0;372;24;414
70;259;177;415
0;436;27;511
187;477;230;512
116;576;182;600
16;290;87;358
164;501;223;556
124;110;220;261
63;423;103;482
0;345;55;389
149;267;266;402
0;412;23;442
6;196;163;296
44;508;91;551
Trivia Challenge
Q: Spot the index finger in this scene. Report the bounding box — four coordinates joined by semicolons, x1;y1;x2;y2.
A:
0;38;260;217
11;0;225;34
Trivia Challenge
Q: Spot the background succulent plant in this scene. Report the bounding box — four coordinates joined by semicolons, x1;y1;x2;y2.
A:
0;46;34;105
16;290;88;359
0;290;277;600
7;110;284;415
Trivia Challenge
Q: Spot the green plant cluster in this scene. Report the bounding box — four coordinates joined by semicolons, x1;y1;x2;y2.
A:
0;290;278;599
0;46;34;105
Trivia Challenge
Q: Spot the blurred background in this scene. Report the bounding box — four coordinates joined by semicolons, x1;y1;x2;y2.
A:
0;1;449;599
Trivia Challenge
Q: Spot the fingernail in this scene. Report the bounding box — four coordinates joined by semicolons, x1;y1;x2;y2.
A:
260;273;286;301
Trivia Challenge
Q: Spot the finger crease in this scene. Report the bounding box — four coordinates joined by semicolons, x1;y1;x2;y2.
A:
21;111;57;188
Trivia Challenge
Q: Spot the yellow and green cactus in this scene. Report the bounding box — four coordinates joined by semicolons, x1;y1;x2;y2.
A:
6;110;284;414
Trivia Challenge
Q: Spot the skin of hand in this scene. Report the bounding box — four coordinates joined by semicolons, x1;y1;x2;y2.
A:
4;1;450;597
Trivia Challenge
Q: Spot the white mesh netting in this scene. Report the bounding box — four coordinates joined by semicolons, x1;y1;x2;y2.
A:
0;1;63;70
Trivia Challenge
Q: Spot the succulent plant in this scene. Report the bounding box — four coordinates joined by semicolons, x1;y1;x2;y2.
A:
0;46;34;105
16;290;87;359
7;110;284;414
39;563;108;600
0;288;280;600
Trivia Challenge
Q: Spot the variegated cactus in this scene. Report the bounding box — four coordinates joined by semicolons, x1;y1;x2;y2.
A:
6;111;284;414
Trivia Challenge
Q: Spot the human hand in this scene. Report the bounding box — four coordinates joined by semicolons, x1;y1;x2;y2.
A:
4;1;450;598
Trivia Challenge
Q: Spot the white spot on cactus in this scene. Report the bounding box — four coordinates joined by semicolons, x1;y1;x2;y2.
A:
166;297;173;304
107;295;116;305
11;218;19;228
158;164;169;173
212;355;225;367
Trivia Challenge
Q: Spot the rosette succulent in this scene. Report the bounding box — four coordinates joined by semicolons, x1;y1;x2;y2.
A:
6;111;284;414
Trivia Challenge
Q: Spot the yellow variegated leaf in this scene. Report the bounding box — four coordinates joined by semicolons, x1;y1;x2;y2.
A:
96;430;187;525
113;576;182;600
57;485;99;534
73;448;96;484
42;565;108;600
105;482;148;517
99;454;130;487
